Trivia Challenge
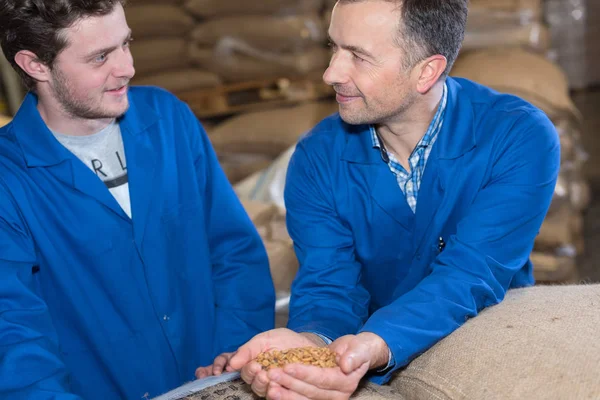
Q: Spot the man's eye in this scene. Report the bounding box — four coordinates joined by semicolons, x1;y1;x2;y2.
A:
352;53;364;62
94;54;107;63
327;42;337;52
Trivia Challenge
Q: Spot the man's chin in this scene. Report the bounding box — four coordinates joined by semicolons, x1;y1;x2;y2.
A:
338;108;371;126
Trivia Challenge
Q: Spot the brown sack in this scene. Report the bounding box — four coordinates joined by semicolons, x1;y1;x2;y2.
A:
125;5;194;39
0;115;11;127
264;240;298;293
209;101;339;157
546;171;571;216
389;284;600;399
190;14;325;53
132;68;220;92
469;0;542;18
184;0;323;18
240;199;280;225
219;153;274;184
535;204;573;250
183;379;404;400
189;42;330;83
570;174;592;212
131;38;190;76
530;251;577;282
462;22;549;52
451;48;581;122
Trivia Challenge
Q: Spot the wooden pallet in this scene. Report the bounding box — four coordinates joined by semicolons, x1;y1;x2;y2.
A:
176;78;334;119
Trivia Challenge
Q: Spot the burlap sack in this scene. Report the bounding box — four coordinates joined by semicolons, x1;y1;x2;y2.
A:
132;68;220;92
184;379;404;399
264;240;298;292
134;0;183;4
546;171;571;216
0;115;11;127
219;153;274;184
462;22;549;52
531;251;577;282
389;284;600;399
240;200;298;292
125;5;194;39
469;0;541;17
569;170;592;212
209;101;338;157
189;42;330;83
184;0;323;18
451;48;581;122
190;14;325;53
241;199;280;225
131;38;190;76
535;204;575;251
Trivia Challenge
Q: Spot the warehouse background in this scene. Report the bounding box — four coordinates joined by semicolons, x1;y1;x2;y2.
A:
1;0;599;289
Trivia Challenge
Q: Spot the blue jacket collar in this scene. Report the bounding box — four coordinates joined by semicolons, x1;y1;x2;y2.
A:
341;77;476;164
12;89;159;168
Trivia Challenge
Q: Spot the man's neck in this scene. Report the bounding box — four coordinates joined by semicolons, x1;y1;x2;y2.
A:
36;94;114;136
376;82;444;169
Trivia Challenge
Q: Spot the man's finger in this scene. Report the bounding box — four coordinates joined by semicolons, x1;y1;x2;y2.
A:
195;366;212;379
268;368;330;400
240;361;263;385
250;369;272;398
338;348;371;374
212;353;230;376
279;362;369;391
229;345;255;370
267;382;311;400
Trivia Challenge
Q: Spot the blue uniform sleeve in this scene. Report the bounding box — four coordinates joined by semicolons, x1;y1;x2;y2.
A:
178;102;275;356
0;181;81;399
361;111;560;383
284;144;371;341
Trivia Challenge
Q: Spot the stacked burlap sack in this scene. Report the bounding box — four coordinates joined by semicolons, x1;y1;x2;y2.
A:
0;114;11;127
208;100;338;183
545;0;599;89
163;284;600;400
463;0;549;52
185;0;330;83
126;1;221;93
241;199;298;295
324;0;548;52
452;48;590;283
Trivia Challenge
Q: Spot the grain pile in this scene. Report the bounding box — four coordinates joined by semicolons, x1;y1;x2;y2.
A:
256;347;338;370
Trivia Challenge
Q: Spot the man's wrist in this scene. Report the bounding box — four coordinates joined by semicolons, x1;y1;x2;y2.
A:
356;332;390;369
299;332;329;347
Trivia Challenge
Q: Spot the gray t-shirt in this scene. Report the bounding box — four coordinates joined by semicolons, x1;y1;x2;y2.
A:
53;121;131;218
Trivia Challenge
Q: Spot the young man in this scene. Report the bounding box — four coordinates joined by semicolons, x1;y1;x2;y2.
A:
220;0;560;399
0;1;274;399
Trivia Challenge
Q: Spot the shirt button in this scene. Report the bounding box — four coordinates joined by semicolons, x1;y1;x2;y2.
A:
416;253;421;260
163;315;170;321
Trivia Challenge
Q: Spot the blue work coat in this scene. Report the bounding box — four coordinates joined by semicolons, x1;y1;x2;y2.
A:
0;87;275;399
285;77;560;382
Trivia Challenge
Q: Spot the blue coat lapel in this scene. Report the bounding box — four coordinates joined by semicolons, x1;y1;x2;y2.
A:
341;125;413;230
118;93;160;246
12;93;129;220
412;78;477;256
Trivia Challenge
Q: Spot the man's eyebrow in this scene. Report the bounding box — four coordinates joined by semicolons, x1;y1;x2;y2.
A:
83;30;132;59
327;34;376;59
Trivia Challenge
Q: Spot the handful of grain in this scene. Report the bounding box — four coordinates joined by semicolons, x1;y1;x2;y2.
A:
256;347;338;370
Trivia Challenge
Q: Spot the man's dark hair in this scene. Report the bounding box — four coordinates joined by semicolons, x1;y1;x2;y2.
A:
338;0;468;77
0;0;126;90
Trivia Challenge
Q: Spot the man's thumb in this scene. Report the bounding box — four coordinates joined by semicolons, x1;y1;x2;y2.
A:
227;346;253;370
340;351;369;374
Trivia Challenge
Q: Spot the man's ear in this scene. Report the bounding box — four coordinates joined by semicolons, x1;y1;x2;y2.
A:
14;50;52;84
414;55;447;94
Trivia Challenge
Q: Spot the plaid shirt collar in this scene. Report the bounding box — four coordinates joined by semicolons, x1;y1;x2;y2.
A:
370;82;448;156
